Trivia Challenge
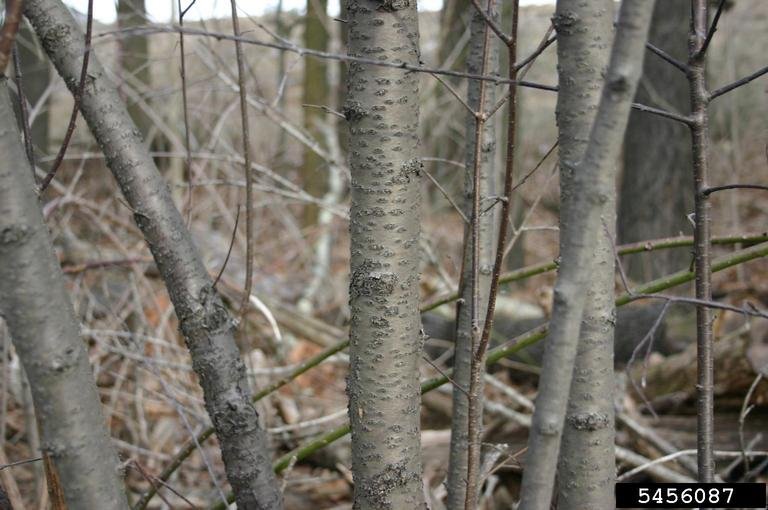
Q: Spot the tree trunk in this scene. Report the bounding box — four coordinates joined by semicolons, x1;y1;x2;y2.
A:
519;1;655;507
0;80;129;510
345;0;425;507
301;0;330;226
446;3;500;508
553;1;616;508
117;0;151;136
24;1;282;507
618;0;693;281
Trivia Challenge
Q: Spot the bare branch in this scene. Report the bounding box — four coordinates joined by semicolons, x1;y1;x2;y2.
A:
99;25;559;90
631;101;692;124
710;64;768;100
697;0;727;58
470;0;511;45
646;41;688;73
0;0;23;73
703;183;768;196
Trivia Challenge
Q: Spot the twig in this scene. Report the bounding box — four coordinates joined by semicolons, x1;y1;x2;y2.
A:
212;204;240;290
229;0;256;324
423;168;469;224
178;0;195;223
631;102;692;125
617;449;768;482
646;41;688;73
0;0;23;74
432;73;475;116
710;64;768;100
509;140;557;193
0;456;43;471
469;0;510;45
703;183;768;196
697;0;727;58
100;25;558;90
422;356;468;398
39;0;94;192
738;373;764;474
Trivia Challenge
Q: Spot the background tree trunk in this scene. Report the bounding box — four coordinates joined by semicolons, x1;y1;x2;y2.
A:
618;0;693;281
24;1;282;507
0;80;129;510
553;1;617;508
446;3;500;508
117;0;151;137
301;0;330;226
345;0;425;507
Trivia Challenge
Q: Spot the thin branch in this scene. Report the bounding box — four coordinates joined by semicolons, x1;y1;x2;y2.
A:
487;26;556;119
301;103;345;119
513;32;556;72
738;373;764;474
0;0;23;74
697;0;727;58
710;64;768;100
631;101;692;124
39;0;94;192
510;140;557;193
178;0;195;223
469;0;511;45
703;183;768;196
229;0;255;322
212;204;240;290
646;41;688;73
423;168;469;224
0;456;43;471
431;73;476;116
422;356;469;398
100;25;558;90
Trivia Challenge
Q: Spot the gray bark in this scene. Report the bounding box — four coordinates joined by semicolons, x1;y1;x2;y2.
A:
117;0;151;136
0;80;129;510
553;1;616;508
618;0;693;281
519;1;655;508
445;4;499;509
344;0;425;508
23;1;282;507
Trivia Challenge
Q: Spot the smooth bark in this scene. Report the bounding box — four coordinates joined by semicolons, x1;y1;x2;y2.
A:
0;80;129;510
24;1;282;507
446;3;499;508
688;0;715;483
553;1;616;508
519;1;655;508
344;0;425;507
